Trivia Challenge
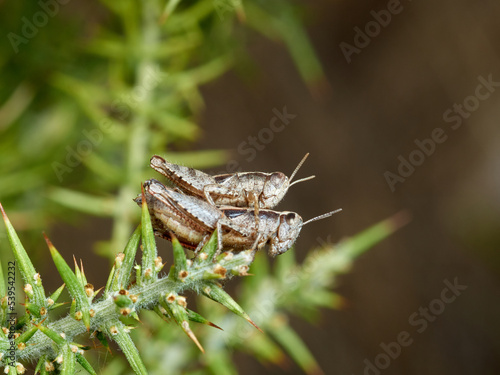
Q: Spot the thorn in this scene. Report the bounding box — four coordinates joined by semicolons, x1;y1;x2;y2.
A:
181;321;204;353
245;315;263;333
33;317;48;328
207;321;223;331
43;232;55;251
0;202;8;221
80;259;86;278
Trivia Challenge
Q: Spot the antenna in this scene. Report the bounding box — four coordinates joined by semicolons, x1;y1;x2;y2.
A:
289;175;316;187
289;153;316;186
303;208;342;226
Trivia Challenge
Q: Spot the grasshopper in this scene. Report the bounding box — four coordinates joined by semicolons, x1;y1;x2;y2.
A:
149;153;315;213
135;179;253;240
136;179;341;257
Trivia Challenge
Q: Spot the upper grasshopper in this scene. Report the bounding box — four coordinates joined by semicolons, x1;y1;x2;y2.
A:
149;153;315;211
136;179;341;257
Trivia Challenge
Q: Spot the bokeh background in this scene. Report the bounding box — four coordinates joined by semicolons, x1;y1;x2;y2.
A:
201;1;500;374
1;0;500;374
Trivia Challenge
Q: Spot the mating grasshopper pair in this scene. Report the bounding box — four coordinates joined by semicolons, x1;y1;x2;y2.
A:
136;154;341;257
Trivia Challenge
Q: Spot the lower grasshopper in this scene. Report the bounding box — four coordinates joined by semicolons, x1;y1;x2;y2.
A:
136;179;252;241
136;179;341;257
149;153;315;212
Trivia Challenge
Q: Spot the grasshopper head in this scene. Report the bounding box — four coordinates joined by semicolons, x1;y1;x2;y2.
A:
268;208;343;257
261;172;289;208
261;153;315;209
269;212;304;256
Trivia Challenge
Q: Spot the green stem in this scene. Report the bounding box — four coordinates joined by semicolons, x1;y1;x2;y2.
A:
111;1;161;252
16;253;250;361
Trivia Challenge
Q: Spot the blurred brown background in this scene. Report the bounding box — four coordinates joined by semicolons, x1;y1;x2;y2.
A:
28;0;500;373
195;0;500;374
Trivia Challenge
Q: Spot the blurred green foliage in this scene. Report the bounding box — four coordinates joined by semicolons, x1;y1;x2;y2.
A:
0;1;400;374
0;0;324;259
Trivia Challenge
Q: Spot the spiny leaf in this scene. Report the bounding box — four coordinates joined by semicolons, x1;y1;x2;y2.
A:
200;228;218;262
161;294;205;352
180;320;204;354
0;260;5;299
76;352;97;375
104;265;116;296
120;225;141;286
15;325;38;344
45;234;90;330
24;302;44;318
60;343;76;375
172;235;188;280
140;184;157;282
73;257;85;286
37;324;66;346
49;302;68;310
94;330;111;354
105;320;147;375
0;203;46;307
49;284;66;304
106;225;141;294
202;283;261;332
34;355;47;374
186;309;222;330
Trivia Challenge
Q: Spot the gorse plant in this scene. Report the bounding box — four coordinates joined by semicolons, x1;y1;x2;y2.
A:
0;1;407;373
0;194;407;374
0;197;255;374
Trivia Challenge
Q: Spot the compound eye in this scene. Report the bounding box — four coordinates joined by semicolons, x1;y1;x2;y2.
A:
270;173;285;187
285;212;296;225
